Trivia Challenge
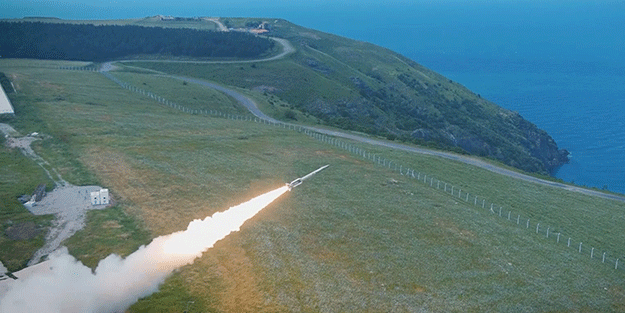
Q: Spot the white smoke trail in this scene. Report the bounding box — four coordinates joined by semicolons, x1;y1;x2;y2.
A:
0;186;289;313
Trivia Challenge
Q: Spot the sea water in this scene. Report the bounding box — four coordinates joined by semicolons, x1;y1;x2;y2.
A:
421;57;625;194
279;1;625;194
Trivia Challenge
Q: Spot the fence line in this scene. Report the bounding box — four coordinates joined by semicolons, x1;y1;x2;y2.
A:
88;66;623;272
295;113;624;273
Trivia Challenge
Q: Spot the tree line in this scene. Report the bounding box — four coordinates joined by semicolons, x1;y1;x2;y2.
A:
0;21;275;61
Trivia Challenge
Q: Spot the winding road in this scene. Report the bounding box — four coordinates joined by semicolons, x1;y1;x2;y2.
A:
102;37;625;203
115;37;295;65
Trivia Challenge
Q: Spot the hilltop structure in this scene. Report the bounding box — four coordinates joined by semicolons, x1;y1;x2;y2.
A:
0;84;14;115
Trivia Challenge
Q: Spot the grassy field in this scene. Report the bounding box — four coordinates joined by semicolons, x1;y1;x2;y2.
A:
1;59;625;312
0;133;55;271
110;69;250;115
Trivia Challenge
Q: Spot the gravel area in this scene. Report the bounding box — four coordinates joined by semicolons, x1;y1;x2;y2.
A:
1;123;111;266
26;185;110;266
0;123;19;137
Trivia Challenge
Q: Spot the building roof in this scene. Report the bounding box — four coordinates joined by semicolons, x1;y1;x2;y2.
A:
0;84;14;115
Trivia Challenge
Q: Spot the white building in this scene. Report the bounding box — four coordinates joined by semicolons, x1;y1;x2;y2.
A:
0;84;14;115
99;189;109;204
90;188;110;205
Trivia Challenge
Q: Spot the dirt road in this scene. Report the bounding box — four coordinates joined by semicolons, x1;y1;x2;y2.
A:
161;76;625;203
207;18;229;32
1;123;110;265
107;37;295;67
98;38;625;203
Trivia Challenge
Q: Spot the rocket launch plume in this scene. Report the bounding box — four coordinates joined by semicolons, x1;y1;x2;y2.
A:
0;186;289;313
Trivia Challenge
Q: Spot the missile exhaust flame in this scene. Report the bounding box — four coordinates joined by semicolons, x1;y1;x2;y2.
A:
0;186;289;313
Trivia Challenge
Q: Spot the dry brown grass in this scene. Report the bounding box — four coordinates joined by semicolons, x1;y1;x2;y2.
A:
80;145;287;311
184;234;286;313
80;146;202;235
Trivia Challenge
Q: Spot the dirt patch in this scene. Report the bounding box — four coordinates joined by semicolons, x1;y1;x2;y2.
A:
187;236;282;313
26;184;111;265
4;222;41;241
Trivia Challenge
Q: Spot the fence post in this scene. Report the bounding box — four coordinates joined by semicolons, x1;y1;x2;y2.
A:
546;227;549;238
527;219;530;229
603;252;606;263
568;238;571;247
616;259;619;270
579;242;582;253
557;233;560;243
508;211;511;220
475;196;478;205
499;207;502;216
466;193;469;202
517;215;520;224
591;247;594;258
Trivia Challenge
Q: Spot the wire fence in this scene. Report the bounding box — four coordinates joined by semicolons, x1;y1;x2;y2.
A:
62;65;624;273
300;130;625;273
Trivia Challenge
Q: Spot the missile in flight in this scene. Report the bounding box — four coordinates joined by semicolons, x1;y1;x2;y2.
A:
287;165;329;189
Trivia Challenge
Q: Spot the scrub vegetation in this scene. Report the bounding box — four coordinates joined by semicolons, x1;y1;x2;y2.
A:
1;58;624;312
129;18;569;175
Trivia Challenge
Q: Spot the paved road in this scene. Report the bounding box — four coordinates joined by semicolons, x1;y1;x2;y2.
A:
100;38;625;203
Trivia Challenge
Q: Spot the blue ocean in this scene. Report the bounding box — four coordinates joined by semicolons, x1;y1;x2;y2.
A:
4;0;625;193
263;1;625;194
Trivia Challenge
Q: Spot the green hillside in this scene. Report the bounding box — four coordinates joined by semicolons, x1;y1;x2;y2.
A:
128;18;569;175
0;17;622;312
1;56;623;311
1;16;569;174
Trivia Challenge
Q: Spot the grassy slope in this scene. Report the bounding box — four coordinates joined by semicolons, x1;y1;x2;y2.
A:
128;19;566;174
1;59;624;311
0;135;54;271
110;70;250;115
